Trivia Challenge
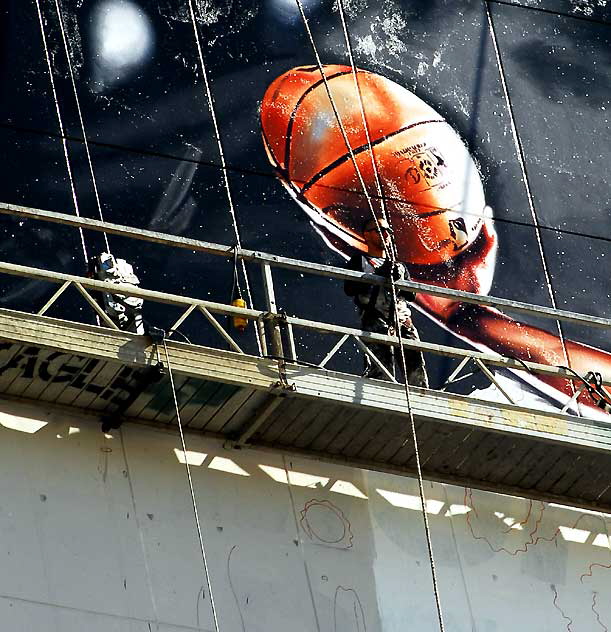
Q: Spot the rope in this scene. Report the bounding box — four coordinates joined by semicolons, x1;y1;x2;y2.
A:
52;0;110;253
385;266;446;632
162;339;222;632
336;0;390;231
484;2;575;399
231;246;243;301
186;1;261;355
33;0;88;264
294;0;379;226
296;1;445;628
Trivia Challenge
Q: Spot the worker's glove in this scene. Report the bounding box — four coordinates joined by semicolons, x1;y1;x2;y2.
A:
379;260;405;281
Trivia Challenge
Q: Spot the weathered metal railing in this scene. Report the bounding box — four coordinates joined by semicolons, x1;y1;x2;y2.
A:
0;201;610;404
2;201;609;329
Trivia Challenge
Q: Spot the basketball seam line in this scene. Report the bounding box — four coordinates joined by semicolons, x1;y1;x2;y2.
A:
298;118;447;196
284;68;356;176
417;208;446;218
284;176;367;246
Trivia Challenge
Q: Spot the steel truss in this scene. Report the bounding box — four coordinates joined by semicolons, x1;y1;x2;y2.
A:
0;201;609;398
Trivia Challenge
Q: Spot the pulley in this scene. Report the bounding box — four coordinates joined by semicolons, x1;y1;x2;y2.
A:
231;297;248;332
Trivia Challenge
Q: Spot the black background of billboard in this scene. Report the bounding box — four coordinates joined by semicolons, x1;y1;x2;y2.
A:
1;0;609;385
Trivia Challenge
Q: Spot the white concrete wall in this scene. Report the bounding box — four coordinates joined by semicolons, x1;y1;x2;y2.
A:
0;399;610;631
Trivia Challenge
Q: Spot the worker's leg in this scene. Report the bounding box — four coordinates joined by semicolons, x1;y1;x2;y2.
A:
400;324;429;388
361;314;394;380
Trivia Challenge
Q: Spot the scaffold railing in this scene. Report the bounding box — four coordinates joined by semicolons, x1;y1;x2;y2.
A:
0;201;610;401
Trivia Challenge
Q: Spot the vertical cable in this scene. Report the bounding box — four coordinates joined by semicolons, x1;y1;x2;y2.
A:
52;0;110;253
386;273;446;632
484;2;574;394
33;0;89;264
162;339;222;632
295;1;445;628
336;0;390;229
186;1;261;355
294;0;379;226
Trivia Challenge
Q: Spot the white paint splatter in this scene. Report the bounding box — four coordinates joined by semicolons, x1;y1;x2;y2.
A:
569;0;608;16
377;11;407;58
355;33;377;57
158;0;257;35
350;0;409;73
339;0;369;18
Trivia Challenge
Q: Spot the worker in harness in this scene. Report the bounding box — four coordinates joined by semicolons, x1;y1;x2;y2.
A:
88;252;144;334
344;218;428;387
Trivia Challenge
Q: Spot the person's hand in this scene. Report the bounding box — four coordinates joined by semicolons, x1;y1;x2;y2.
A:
409;206;498;322
378;260;405;281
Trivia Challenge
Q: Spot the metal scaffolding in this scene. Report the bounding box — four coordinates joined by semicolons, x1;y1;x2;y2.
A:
0;200;610;399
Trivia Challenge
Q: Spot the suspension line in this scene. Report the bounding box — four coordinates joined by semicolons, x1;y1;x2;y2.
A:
33;0;88;264
484;1;575;399
295;1;446;628
162;339;222;632
186;1;261;355
52;0;110;253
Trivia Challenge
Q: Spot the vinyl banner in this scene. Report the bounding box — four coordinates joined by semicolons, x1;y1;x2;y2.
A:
1;0;610;416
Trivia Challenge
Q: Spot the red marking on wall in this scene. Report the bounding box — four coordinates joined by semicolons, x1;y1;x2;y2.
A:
580;562;611;584
299;499;354;549
464;488;554;555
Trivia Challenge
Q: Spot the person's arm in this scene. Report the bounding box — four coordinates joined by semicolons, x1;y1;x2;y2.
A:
411;217;611;405
445;303;611;398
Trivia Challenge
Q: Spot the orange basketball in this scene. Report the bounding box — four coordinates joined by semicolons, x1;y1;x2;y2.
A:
260;64;486;265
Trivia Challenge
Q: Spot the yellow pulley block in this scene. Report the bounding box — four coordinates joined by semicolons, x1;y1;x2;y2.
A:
231;297;248;331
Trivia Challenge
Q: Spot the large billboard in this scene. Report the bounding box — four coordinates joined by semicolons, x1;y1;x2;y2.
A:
1;0;610;417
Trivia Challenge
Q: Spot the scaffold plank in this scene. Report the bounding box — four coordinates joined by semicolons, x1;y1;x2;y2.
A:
259;398;309;444
199;387;257;433
2;308;611;512
0;308;277;389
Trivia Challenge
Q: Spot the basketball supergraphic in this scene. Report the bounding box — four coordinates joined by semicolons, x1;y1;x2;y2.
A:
260;64;486;265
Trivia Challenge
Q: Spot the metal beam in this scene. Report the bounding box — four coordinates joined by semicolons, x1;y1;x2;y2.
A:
319;333;350;368
73;282;120;330
473;357;515;405
0;259;261;319
1;307;608;456
0;260;607;387
1;201;610;330
0;308;276;389
261;263;283;357
167;304;198;339
353;336;398;383
37;280;71;315
198;306;244;354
